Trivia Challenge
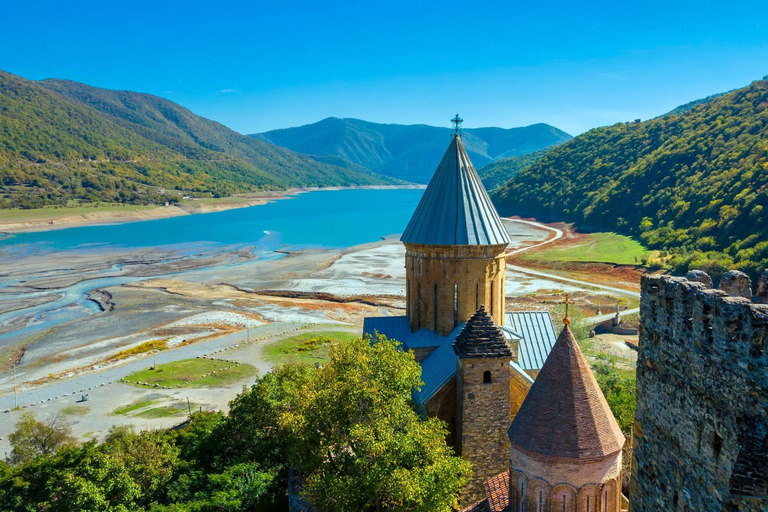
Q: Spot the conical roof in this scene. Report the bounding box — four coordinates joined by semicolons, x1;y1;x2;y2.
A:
507;323;625;460
401;136;511;246
453;306;513;359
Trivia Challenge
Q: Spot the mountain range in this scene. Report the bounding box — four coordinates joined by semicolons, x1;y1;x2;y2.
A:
252;118;572;184
491;78;768;279
0;71;393;208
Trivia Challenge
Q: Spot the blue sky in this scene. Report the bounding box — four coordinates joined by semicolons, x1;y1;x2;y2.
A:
2;0;768;135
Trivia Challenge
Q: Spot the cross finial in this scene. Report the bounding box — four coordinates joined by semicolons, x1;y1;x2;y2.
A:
451;114;463;137
560;294;573;325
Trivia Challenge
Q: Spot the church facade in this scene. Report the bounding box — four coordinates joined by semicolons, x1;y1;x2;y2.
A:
363;130;559;503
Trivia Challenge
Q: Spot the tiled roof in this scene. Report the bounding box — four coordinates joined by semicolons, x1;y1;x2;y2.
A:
484;471;510;512
508;324;625;460
460;472;509;512
363;315;464;405
400;136;510;246
505;311;558;371
453;307;513;359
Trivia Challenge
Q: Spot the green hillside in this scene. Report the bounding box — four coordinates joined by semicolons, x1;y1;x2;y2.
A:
253;117;571;184
491;79;768;279
0;71;392;208
477;148;551;191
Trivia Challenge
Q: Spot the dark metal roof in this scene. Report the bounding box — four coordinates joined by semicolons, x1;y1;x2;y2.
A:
453;306;513;359
400;136;511;246
363;316;464;404
505;311;558;371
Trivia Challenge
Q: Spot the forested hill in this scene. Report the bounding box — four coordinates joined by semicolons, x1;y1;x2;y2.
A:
491;79;768;278
477;148;551;192
252;118;571;184
0;71;392;208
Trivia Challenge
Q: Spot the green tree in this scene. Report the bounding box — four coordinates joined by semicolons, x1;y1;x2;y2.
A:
8;413;76;464
221;336;470;512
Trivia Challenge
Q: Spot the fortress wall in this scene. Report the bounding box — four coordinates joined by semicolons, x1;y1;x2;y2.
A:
631;275;768;511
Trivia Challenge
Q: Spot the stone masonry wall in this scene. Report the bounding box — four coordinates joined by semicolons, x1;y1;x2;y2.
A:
405;243;506;335
457;356;512;505
631;275;768;511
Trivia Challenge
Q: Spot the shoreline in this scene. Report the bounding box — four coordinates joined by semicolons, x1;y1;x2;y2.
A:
0;184;425;235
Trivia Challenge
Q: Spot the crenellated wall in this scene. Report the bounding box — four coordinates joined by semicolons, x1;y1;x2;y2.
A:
631;274;768;511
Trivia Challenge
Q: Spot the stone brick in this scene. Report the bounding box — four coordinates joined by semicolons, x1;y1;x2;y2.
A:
687;269;714;289
720;270;753;298
631;275;768;512
457;356;512;504
405;243;507;335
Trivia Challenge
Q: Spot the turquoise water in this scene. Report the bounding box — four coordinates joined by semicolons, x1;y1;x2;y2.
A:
0;189;425;252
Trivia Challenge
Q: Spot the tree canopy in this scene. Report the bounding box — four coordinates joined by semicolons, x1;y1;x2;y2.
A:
0;336;469;511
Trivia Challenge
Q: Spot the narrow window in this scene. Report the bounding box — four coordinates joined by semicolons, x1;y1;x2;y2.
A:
475;284;479;310
483;370;492;384
490;282;494;315
587;496;590;512
604;491;608;512
453;283;458;327
433;282;438;330
406;279;410;314
539;491;543;512
562;495;566;512
713;432;723;458
520;482;525;512
417;281;422;328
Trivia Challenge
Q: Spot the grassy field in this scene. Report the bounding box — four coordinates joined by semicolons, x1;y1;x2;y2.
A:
111;396;197;418
60;405;90;416
0;203;160;223
520;232;650;266
122;359;257;388
135;401;193;418
112;398;162;416
263;331;359;365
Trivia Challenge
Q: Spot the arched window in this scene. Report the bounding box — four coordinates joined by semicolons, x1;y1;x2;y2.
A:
483;371;492;384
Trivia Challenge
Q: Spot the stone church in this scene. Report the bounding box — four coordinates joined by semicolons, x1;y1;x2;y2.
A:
363;127;627;510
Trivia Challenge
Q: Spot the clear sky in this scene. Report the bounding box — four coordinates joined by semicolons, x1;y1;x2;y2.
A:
2;0;768;135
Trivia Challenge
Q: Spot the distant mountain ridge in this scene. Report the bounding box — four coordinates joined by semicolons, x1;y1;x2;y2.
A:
491;78;768;279
0;71;393;208
252;118;572;184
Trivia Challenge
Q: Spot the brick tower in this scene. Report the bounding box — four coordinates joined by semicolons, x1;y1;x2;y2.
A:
507;321;625;512
453;306;513;503
400;122;510;335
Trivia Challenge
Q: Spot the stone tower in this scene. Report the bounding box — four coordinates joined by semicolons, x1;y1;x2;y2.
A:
507;322;625;512
401;134;510;335
453;306;513;503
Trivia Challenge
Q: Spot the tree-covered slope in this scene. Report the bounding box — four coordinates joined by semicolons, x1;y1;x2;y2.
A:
253;118;571;184
0;71;391;208
491;79;768;278
477;148;551;192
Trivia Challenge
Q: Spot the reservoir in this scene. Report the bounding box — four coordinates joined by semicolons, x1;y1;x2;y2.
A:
0;188;426;253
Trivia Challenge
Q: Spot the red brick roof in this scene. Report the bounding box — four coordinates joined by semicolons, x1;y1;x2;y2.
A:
460;472;510;512
507;323;625;460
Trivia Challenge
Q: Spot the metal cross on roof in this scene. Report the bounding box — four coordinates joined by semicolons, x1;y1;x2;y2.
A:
451;114;463;136
560;294;573;325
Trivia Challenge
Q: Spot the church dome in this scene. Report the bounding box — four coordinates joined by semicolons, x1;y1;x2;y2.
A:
507;323;625;460
400;136;510;247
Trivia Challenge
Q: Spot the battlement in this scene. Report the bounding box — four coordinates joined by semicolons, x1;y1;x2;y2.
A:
640;273;768;371
631;272;768;511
